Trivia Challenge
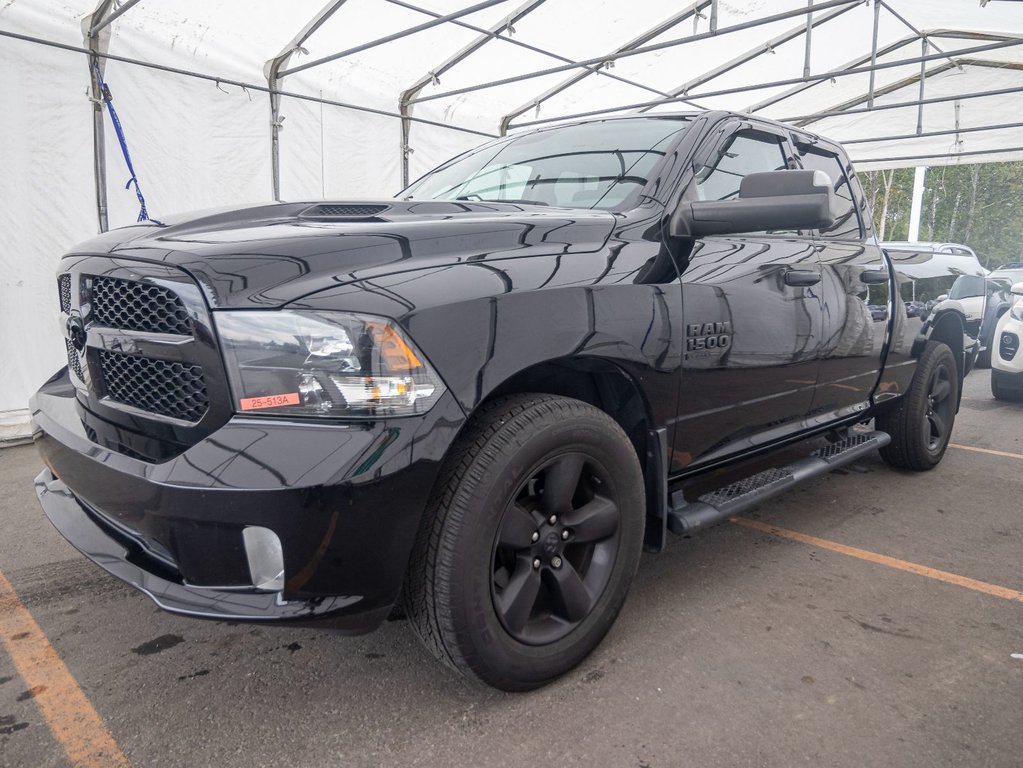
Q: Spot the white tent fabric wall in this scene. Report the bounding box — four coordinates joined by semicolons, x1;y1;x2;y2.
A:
2;0;1023;441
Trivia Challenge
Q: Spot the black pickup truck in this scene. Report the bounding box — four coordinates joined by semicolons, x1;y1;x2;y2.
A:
33;111;979;690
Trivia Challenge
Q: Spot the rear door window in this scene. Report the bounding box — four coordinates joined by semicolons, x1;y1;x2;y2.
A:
797;146;863;240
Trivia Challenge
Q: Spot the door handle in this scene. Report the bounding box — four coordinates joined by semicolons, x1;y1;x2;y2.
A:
860;269;890;285
783;269;821;287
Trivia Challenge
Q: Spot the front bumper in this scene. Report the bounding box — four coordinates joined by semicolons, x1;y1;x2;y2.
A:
31;371;463;632
992;315;1023;375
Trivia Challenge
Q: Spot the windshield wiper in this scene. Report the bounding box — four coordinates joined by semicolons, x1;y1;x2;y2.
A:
455;196;549;206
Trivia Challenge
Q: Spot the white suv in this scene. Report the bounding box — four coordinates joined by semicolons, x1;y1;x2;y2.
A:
991;281;1023;400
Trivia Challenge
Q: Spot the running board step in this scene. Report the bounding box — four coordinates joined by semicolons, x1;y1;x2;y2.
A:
667;430;891;536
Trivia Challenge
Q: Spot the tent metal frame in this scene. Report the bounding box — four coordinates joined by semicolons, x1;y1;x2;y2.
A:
33;0;1023;229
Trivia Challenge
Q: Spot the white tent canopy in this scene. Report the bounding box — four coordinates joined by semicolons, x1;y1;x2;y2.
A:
3;0;1023;439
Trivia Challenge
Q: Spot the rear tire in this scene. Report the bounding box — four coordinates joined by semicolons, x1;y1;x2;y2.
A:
403;394;645;691
877;341;959;471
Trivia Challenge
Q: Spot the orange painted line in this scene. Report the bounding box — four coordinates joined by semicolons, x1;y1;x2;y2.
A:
731;517;1023;604
949;443;1023;461
0;569;129;767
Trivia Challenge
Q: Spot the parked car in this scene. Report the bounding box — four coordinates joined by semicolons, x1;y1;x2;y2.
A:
991;282;1023;400
989;263;1023;285
33;111;977;690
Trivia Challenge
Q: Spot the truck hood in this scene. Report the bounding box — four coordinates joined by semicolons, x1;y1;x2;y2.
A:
73;200;617;308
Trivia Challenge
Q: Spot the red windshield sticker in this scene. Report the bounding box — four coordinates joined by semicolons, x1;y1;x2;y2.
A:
239;392;300;411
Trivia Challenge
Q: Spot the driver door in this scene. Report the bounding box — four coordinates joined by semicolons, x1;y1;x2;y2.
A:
671;123;824;471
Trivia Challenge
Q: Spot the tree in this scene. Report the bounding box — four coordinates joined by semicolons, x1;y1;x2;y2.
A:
861;160;1023;268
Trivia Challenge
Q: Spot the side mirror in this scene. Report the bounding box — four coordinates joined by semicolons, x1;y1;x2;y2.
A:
936;294;949;302
670;169;836;238
1012;282;1023;296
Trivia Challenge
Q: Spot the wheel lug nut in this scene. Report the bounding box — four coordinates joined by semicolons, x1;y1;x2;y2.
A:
531;531;540;543
548;515;557;525
551;556;563;569
532;558;541;570
561;529;570;540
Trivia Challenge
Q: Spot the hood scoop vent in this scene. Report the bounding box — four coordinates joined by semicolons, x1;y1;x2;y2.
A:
300;203;390;220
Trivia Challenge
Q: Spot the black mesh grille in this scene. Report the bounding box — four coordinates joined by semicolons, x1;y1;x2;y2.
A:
99;350;209;422
92;276;192;335
58;274;72;313
302;203;389;218
65;339;84;381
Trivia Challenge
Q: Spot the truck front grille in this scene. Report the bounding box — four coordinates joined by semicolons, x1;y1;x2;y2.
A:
99;350;209;422
92;275;192;335
65;339;84;381
58;274;72;313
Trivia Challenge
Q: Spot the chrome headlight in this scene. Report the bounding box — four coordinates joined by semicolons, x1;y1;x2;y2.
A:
1011;298;1023;321
215;310;445;418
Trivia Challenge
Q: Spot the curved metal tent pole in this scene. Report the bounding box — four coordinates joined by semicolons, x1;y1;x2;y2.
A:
397;0;548;188
497;2;713;136
265;0;351;202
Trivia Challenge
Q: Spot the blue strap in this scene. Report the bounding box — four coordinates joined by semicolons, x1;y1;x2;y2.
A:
92;62;162;225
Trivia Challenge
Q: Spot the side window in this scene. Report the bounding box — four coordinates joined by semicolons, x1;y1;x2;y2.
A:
798;147;862;240
696;130;788;202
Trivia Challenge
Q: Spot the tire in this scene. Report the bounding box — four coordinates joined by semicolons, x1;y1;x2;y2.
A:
403;393;645;691
992;369;1023;401
877;341;959;471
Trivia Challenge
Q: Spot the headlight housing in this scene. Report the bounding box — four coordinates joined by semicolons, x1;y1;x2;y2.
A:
215;310;445;418
1011;298;1023;321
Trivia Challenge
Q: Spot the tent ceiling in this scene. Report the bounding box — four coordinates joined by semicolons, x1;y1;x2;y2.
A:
5;0;1023;174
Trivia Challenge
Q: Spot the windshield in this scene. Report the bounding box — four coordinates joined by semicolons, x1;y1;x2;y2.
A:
400;117;691;209
949;274;987;300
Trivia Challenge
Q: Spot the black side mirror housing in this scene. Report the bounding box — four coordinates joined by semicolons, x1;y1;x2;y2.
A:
670;169;836;238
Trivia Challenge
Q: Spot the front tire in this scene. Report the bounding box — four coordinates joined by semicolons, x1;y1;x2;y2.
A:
877;341;959;471
403;394;645;691
992;369;1022;401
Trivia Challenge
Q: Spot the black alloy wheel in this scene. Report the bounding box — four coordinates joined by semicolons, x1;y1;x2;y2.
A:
878;340;959;471
491;452;621;645
923;361;954;452
403;393;645;691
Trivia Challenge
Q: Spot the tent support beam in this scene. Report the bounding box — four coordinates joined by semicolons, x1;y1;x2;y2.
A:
867;0;881;107
89;0;144;35
411;0;862;105
803;0;814;79
634;0;857;115
786;53;1023;126
509;39;1023;130
278;0;511;78
0;30;500;134
398;0;547;186
388;0;704;130
879;0;959;68
266;0;351;201
784;83;1023;125
84;0;116;233
917;37;927;134
842;120;1023;145
500;2;712;134
858;144;1023;165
